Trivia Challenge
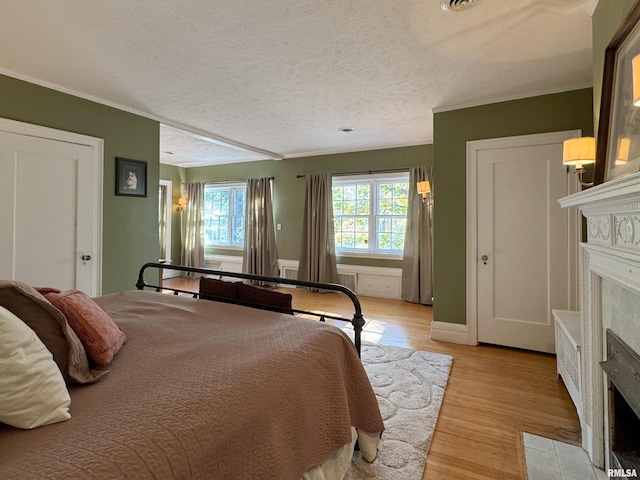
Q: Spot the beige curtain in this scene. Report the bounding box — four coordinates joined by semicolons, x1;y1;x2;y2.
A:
180;182;205;276
242;178;279;278
297;173;339;284
401;165;433;305
158;184;167;260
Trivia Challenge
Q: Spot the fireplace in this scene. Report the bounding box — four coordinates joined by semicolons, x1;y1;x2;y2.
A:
559;173;640;469
601;329;640;474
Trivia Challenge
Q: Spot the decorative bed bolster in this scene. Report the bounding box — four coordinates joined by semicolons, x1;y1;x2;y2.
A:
236;283;293;314
199;277;239;301
199;276;293;314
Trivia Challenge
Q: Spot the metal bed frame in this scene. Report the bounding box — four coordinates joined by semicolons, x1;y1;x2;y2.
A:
136;262;366;357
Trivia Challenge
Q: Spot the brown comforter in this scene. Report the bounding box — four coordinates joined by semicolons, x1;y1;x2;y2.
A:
0;290;383;480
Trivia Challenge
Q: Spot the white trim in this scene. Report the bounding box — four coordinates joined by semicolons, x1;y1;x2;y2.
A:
559;171;640;210
466;130;581;346
278;258;299;271
587;0;599;17
159;179;173;274
430;321;470;345
0;117;104;295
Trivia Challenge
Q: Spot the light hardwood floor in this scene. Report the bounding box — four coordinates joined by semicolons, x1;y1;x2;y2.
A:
164;277;581;480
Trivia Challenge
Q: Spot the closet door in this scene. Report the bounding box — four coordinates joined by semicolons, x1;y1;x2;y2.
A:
468;131;579;353
0;122;102;295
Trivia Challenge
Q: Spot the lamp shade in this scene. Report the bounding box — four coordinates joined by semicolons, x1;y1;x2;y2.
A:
178;197;187;209
417;180;431;196
562;137;596;166
634;54;640;106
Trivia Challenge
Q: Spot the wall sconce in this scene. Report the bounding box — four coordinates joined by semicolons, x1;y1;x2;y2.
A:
562;137;596;188
416;180;431;204
176;194;187;212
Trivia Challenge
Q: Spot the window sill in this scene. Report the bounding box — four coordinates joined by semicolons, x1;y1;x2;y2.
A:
337;251;403;261
206;245;243;251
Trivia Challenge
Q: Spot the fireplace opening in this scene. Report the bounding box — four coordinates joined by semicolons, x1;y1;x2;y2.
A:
601;329;640;474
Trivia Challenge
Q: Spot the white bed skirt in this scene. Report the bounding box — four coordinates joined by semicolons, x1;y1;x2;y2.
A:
301;427;379;480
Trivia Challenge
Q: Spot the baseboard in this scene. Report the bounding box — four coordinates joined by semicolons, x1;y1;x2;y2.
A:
162;270;182;280
430;320;471;344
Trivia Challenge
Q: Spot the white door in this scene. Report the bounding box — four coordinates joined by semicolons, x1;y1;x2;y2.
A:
0;122;102;295
468;131;579;353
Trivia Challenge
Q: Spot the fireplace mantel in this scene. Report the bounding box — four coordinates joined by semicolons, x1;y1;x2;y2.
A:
559;172;640;469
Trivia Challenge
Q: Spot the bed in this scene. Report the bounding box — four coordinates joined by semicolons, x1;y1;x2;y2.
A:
0;264;384;480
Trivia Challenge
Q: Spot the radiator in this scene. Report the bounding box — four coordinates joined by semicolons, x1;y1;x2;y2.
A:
281;267;357;292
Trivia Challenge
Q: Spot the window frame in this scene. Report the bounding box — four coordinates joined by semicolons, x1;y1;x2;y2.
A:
203;181;247;249
332;172;409;259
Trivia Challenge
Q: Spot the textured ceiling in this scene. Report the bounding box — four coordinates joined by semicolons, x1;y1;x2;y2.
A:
0;0;593;167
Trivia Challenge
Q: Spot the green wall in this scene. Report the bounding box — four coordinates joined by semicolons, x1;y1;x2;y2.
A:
432;88;594;325
184;144;433;268
0;74;160;294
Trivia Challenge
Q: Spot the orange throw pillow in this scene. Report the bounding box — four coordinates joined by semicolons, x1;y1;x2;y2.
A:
44;290;126;367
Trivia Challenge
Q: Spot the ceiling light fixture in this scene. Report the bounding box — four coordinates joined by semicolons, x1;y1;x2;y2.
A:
440;0;482;12
339;127;356;133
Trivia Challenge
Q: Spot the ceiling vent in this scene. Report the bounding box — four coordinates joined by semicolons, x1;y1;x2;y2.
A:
440;0;482;12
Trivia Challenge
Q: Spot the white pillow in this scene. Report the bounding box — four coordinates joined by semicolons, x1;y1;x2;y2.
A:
0;305;71;429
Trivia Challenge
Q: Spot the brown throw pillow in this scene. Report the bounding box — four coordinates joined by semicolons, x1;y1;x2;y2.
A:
199;277;239;302
43;290;126;367
236;283;293;314
0;281;106;384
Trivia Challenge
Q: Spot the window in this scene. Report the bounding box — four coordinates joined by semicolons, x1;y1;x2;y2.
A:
204;182;246;248
332;173;409;256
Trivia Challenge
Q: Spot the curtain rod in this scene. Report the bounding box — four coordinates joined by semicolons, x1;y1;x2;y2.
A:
205;176;274;185
296;168;408;179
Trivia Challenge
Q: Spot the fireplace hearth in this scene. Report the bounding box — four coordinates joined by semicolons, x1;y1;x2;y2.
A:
601;329;640;475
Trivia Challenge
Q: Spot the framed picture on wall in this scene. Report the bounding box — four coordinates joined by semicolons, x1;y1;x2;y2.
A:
596;0;640;183
115;157;147;197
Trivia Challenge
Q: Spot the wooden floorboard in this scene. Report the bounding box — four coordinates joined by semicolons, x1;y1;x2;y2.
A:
163;277;581;479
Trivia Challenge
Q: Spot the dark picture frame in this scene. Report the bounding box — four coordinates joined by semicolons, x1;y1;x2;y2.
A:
115;157;147;197
596;0;640;184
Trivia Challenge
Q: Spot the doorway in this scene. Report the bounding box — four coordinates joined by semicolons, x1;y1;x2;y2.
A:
467;131;580;353
159;179;173;275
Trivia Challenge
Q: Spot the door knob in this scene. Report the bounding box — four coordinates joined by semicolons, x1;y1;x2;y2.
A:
481;255;488;265
81;254;92;264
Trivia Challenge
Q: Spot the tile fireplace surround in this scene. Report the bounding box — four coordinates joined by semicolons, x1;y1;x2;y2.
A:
559;172;640;470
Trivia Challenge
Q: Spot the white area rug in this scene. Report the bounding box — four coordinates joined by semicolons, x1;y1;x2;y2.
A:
346;343;453;480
